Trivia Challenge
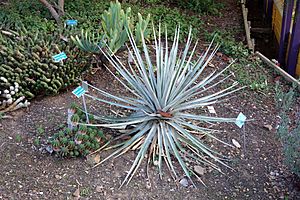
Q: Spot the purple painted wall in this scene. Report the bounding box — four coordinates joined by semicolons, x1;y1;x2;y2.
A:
278;0;294;66
287;0;300;76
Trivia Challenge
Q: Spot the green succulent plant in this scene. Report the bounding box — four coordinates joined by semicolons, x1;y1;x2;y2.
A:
71;114;80;125
60;146;69;157
79;143;85;150
69;151;75;157
70;102;78;111
68;141;75;148
85;141;92;148
89;132;96;139
79;25;243;187
65;128;73;136
83;149;90;156
83;134;90;141
75;134;83;141
72;1;150;56
71;29;102;53
60;137;68;145
58;131;65;138
48;108;104;158
51;139;60;148
78;125;88;134
0;28;90;105
97;130;105;139
74;151;80;156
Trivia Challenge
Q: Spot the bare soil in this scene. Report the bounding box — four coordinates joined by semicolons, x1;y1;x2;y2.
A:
1;0;300;199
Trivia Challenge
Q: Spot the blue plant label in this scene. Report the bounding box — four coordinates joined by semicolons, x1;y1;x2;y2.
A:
66;19;78;26
52;52;67;62
72;86;86;98
235;112;247;128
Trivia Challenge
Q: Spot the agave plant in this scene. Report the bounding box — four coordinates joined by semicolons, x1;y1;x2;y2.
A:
79;25;244;187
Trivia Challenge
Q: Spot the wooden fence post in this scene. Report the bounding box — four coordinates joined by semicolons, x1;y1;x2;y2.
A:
287;0;300;76
267;0;274;22
278;0;294;66
263;0;267;18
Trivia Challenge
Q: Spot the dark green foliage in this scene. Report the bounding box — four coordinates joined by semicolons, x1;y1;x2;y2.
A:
48;103;106;158
1;0;204;45
170;0;223;14
275;83;300;177
128;5;203;41
205;30;270;91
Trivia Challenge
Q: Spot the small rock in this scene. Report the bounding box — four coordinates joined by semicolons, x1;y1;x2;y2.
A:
194;166;206;176
263;124;272;131
73;188;80;197
146;181;151;189
96;186;103;193
179;178;189;187
55;175;62;180
86;154;101;166
232;139;241;148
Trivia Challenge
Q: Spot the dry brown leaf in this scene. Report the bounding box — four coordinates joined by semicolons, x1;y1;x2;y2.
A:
263;124;272;131
73;188;80;197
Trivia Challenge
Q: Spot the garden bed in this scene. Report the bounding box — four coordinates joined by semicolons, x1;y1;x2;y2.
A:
0;0;300;199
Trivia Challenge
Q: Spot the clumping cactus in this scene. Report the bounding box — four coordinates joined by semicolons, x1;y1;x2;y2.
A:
48;103;106;158
0;28;92;112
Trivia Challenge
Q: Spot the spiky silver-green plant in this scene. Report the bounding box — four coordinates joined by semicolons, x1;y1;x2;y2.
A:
79;25;244;187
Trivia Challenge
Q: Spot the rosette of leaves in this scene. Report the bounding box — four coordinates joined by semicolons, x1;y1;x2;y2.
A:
78;25;244;187
71;114;80;126
78;125;88;135
51;139;60;152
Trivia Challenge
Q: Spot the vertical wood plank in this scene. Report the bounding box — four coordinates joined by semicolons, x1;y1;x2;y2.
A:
287;0;300;76
267;0;274;22
278;0;294;66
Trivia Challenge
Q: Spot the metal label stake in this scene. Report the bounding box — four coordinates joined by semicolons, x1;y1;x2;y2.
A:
235;112;247;154
72;81;89;124
82;94;89;124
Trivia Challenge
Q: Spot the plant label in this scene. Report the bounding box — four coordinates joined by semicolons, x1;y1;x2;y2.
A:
66;19;78;26
235;112;247;128
72;86;86;98
52;52;67;62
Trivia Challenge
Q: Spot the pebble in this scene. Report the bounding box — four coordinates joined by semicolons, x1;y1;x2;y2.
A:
179;178;189;187
55;175;62;180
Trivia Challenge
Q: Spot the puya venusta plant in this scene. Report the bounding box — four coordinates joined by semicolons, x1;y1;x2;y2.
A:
78;25;244;187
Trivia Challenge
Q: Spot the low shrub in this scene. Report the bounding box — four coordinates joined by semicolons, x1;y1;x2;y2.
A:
170;0;223;14
275;83;300;177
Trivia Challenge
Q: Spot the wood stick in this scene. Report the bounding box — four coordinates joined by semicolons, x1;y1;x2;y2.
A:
255;51;300;88
242;3;254;50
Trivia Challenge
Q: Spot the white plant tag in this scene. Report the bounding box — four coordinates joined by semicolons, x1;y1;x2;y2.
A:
207;106;216;114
